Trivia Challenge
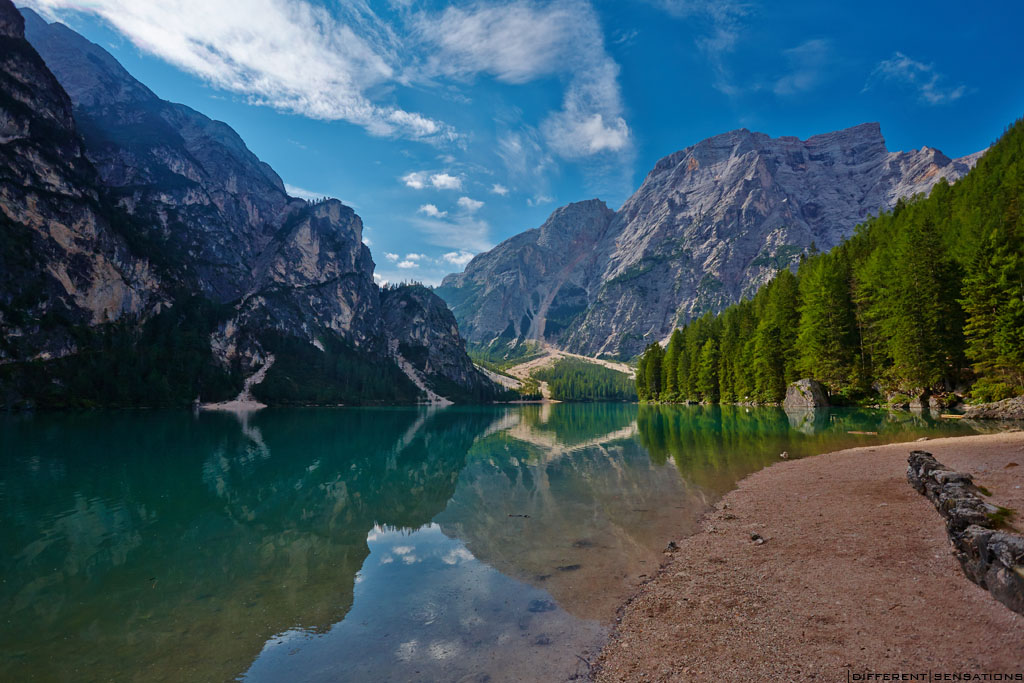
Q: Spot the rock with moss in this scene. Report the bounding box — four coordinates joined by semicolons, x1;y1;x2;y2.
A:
783;379;829;409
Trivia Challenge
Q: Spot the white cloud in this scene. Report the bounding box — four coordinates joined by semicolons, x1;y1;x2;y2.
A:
773;39;830;96
490;183;509;196
866;52;966;105
528;194;554;207
430;173;462;190
402;171;462;190
284;183;326;201
403;171;429;189
397;260;419;269
456;196;483;213
404;253;425;260
385;252;400;262
443;250;476;267
25;0;455;142
416;0;631;159
417;204;447;218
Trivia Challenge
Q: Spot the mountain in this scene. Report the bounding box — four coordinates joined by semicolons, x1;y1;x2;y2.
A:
0;2;157;362
0;2;497;407
437;123;983;359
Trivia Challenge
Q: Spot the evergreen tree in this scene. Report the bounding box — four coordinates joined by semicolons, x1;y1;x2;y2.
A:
795;251;858;389
662;329;684;400
696;338;720;402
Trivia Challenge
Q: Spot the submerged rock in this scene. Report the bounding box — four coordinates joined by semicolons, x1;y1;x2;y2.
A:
783;379;829;409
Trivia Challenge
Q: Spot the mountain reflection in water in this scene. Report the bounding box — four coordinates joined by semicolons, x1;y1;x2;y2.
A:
0;404;978;682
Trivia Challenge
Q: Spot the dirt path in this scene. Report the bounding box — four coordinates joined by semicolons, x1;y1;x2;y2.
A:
595;431;1024;682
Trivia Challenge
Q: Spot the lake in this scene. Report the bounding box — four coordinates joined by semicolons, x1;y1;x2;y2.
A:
0;404;982;682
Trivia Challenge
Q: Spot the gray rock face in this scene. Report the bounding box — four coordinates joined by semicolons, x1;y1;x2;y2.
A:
0;1;159;362
1;3;492;403
436;199;615;352
22;7;294;303
783;379;830;409
380;285;495;401
439;124;982;358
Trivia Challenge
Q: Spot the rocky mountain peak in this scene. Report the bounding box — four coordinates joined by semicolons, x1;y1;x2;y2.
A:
0;0;23;38
439;122;984;358
1;4;498;406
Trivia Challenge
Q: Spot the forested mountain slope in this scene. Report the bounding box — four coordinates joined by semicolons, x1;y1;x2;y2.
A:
636;118;1024;405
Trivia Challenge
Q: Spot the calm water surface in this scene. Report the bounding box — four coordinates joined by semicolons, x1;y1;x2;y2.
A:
0;404;982;681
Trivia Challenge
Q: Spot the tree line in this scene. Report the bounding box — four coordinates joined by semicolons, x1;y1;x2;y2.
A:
638;118;1024;405
533;358;638;401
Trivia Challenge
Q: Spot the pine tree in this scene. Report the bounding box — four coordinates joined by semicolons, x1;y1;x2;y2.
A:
795;251;858;389
696;338;720;402
662;329;683;400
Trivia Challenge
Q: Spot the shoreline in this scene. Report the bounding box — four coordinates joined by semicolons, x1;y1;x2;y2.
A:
594;431;1024;681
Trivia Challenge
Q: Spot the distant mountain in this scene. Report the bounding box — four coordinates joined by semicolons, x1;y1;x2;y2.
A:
437;123;983;359
0;1;496;407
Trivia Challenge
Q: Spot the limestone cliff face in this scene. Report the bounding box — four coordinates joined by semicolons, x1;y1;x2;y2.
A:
0;1;158;362
22;7;294;303
380;284;497;401
439;124;983;358
1;2;493;404
436;199;616;350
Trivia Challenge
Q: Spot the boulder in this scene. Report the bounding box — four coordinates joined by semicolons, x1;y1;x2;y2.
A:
783;379;829;409
963;396;1024;420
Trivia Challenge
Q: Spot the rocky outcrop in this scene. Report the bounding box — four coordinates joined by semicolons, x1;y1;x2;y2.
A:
380;284;496;402
783;379;829;409
436;199;615;354
439;124;983;358
963;396;1024;420
0;0;159;362
0;2;496;405
907;451;1024;615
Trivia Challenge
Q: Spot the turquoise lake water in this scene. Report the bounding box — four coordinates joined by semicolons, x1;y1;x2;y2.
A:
0;404;982;681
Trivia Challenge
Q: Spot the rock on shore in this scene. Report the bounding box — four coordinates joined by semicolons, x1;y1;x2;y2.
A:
963;396;1024;420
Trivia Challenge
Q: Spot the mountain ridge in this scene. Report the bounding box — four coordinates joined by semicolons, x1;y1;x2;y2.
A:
438;121;984;358
1;1;497;407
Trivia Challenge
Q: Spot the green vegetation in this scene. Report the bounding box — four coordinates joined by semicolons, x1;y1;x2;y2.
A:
253;331;421;405
638;118;1024;405
532;358;637;401
987;505;1017;529
0;297;242;409
468;339;547;371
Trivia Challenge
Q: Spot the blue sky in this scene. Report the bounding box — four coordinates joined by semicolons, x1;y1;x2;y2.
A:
21;0;1024;285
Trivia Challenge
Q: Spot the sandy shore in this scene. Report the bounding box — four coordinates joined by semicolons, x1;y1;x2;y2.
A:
595;431;1024;682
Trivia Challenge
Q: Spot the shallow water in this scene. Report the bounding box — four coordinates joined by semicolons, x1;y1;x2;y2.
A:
0;404;981;681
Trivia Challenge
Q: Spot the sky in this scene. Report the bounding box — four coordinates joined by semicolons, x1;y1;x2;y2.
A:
20;0;1024;285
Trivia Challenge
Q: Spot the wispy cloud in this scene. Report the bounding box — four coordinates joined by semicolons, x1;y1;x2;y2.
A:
773;39;830;96
415;0;631;159
644;0;748;97
490;183;509;196
410;215;492;252
865;52;966;105
24;0;455;142
384;252;400;262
